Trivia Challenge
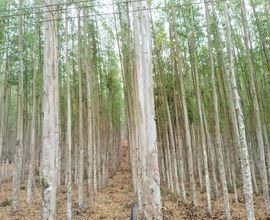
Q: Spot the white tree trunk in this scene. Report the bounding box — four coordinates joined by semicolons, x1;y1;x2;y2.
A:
41;1;58;218
65;8;72;220
223;2;255;219
240;0;270;213
132;1;162;218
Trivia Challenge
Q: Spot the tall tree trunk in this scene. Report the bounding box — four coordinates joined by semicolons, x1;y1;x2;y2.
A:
83;7;94;205
41;0;58;218
132;0;162;218
170;5;197;206
12;0;24;212
55;8;61;192
240;0;270;213
65;8;72;220
26;1;39;204
77;9;84;211
188;11;212;215
152;19;182;198
223;2;255;219
0;2;9;164
204;1;231;218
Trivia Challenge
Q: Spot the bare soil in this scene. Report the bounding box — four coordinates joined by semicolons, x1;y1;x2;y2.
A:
0;149;268;219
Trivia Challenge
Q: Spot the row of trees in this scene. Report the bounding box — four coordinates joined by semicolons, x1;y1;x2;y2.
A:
147;0;269;219
0;0;124;218
124;0;270;219
0;0;269;219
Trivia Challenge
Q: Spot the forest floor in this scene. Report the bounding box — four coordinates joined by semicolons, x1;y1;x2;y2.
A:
0;146;268;219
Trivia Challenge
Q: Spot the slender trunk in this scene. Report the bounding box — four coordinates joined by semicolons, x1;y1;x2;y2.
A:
204;1;231;218
26;2;39;204
12;0;24;212
240;0;270;213
54;8;61;193
188;12;212;214
223;2;255;219
170;5;197;206
0;1;9;163
77;9;84;211
83;7;94;205
263;125;270;181
65;8;72;220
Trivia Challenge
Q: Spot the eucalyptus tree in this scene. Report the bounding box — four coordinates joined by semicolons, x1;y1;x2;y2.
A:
41;0;59;218
204;1;231;218
65;5;72;219
168;2;197;206
0;0;10;166
152;17;181;198
132;0;162;218
0;0;270;219
12;0;24;212
82;5;94;205
26;0;40;204
77;7;84;211
223;1;255;219
187;8;212;215
116;0;141;196
240;0;270;214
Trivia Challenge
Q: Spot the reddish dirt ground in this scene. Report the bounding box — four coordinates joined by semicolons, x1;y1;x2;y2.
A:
0;148;269;219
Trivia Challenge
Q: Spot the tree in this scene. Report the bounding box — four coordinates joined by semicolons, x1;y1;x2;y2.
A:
223;1;255;219
12;0;24;212
77;7;84;211
204;1;231;218
41;0;59;218
26;0;39;204
240;0;270;213
65;5;72;219
132;0;162;218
